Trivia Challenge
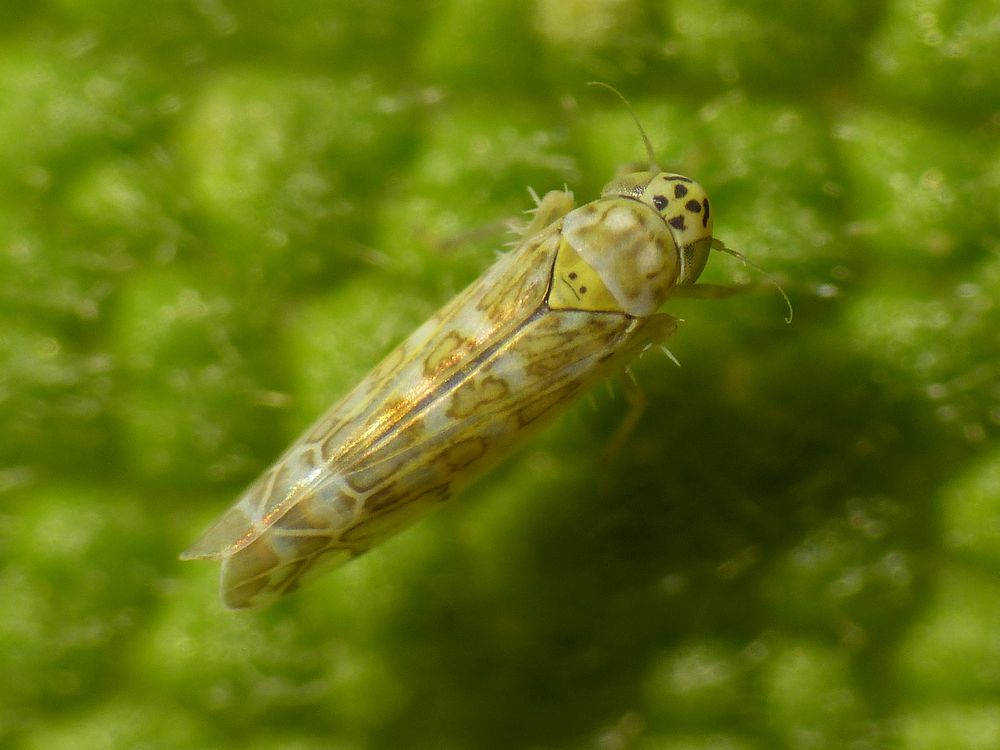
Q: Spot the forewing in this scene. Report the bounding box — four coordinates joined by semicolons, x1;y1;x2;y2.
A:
335;309;678;501
182;223;563;561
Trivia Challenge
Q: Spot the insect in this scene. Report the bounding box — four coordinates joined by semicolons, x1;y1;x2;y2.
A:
182;97;744;609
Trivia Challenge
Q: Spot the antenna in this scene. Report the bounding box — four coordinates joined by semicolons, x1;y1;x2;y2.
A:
711;239;794;323
586;82;658;170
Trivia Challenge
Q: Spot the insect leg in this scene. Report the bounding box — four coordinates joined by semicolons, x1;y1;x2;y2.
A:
601;313;678;464
672;282;793;323
602;368;647;468
670;282;750;300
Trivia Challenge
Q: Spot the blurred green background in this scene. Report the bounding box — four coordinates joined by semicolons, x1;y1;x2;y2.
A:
2;1;999;748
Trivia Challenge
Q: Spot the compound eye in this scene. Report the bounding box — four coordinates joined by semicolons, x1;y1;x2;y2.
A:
600;171;656;200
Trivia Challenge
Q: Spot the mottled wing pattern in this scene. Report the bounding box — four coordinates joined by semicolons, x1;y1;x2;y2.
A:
212;307;675;609
182;222;568;604
179;164;730;609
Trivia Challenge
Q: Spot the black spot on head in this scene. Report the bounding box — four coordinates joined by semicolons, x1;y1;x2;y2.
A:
703;198;711;227
669;215;687;231
652;194;668;211
685;199;701;213
673;184;689;199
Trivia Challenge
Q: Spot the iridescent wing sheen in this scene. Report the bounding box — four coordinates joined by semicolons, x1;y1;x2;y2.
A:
180;176;710;610
181;220;564;564
205;309;676;609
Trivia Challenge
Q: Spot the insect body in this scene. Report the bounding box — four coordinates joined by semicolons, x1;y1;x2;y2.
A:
182;170;716;609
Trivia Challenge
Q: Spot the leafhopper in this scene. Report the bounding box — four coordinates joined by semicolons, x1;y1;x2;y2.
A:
183;98;743;609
